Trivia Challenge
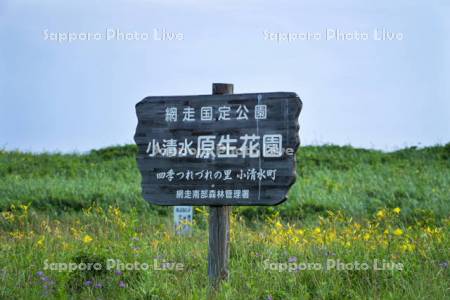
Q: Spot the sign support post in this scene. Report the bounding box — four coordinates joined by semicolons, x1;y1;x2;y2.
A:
208;83;233;289
134;82;302;295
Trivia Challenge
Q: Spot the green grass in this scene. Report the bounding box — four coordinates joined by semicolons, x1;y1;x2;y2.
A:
1;144;449;221
0;144;449;299
0;206;448;299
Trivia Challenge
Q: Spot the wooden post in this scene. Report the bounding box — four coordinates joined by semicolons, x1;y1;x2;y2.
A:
208;83;233;289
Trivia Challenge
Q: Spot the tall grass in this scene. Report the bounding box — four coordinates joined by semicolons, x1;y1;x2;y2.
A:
1;144;449;221
0;205;448;299
0;144;449;299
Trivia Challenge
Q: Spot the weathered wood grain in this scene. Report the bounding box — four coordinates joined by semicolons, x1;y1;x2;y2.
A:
134;91;302;205
208;83;233;291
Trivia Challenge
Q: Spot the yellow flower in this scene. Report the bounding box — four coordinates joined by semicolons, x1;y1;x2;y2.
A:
1;211;14;221
19;203;30;212
313;227;321;234
401;242;415;252
376;210;385;219
275;221;283;229
112;207;121;217
363;233;371;241
10;230;25;240
393;228;403;236
82;234;93;244
393;207;401;214
37;236;45;247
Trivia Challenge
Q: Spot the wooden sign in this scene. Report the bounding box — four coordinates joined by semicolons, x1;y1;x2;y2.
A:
134;92;302;206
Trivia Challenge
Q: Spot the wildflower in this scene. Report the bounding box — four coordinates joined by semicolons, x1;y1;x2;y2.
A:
1;211;14;221
267;295;273;300
36;271;44;277
119;281;127;288
313;227;321;234
84;280;92;286
363;233;370;241
37;236;45;247
288;256;297;263
275;221;283;229
112;207;121;217
82;235;93;244
19;203;30;214
376;209;385;219
439;261;448;269
94;283;103;289
10;231;25;240
115;270;123;276
296;229;305;236
70;227;79;237
400;242;415;252
393;207;401;214
393;228;404;236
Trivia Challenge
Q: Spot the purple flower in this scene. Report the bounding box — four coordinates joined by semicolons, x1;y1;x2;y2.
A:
288;256;297;263
439;261;448;269
41;276;49;282
36;271;44;277
119;281;126;288
267;295;273;300
94;283;103;289
84;280;92;286
115;270;123;276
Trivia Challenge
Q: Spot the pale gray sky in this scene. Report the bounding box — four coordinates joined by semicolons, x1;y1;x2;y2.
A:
1;0;449;152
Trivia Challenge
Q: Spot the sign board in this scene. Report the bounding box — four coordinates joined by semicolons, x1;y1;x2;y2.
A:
173;206;193;235
134;92;302;205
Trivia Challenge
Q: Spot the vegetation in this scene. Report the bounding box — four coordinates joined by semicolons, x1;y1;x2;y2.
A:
0;144;449;299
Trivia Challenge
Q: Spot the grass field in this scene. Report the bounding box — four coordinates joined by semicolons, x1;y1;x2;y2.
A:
0;144;449;299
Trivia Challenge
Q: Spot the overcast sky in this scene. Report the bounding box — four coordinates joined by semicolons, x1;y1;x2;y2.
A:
1;0;449;152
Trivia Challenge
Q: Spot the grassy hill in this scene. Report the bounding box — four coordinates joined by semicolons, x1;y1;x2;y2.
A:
1;143;449;223
0;144;449;299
